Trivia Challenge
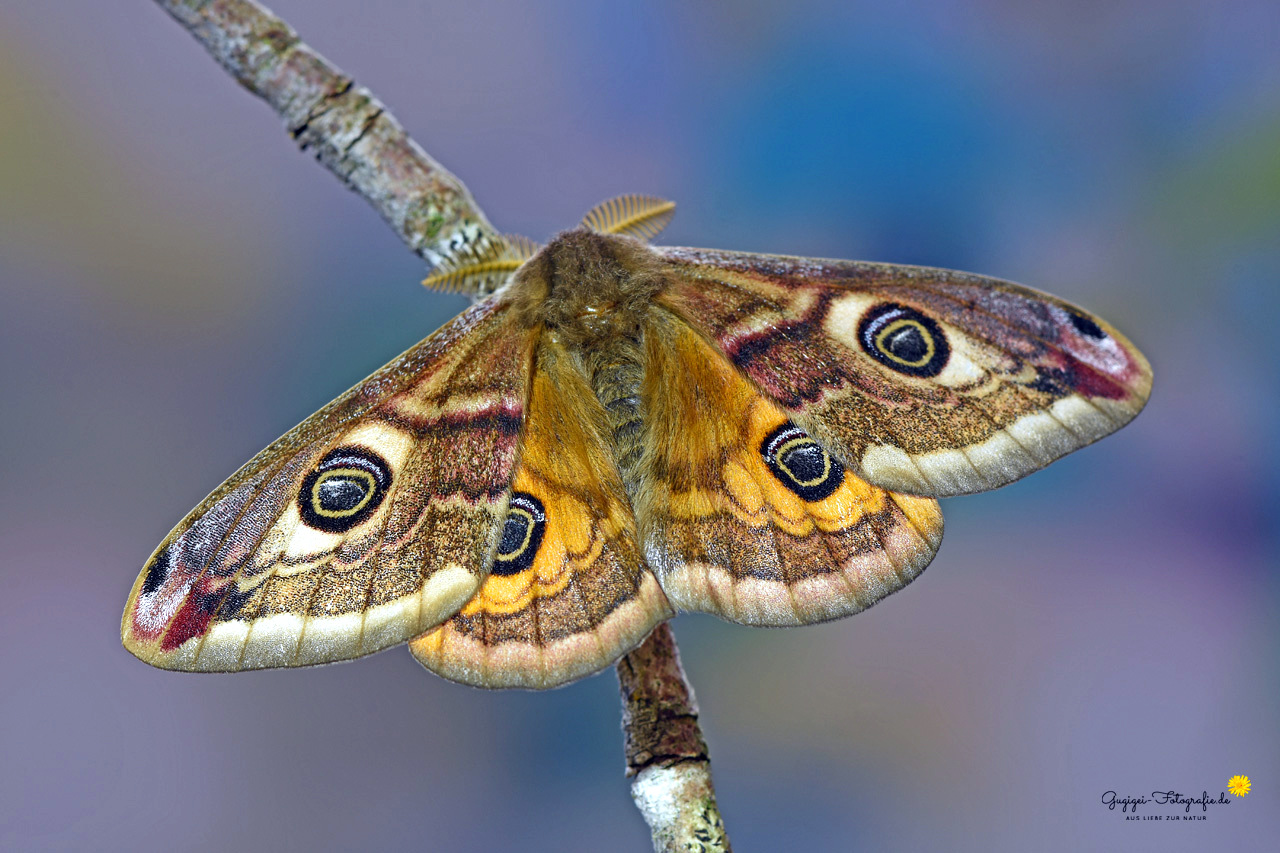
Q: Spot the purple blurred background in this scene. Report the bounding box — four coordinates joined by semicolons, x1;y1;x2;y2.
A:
2;1;1276;850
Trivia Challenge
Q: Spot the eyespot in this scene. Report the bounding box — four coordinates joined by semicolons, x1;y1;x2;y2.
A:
761;422;844;502
1068;310;1106;340
140;547;173;596
857;303;950;377
298;446;391;533
490;492;546;576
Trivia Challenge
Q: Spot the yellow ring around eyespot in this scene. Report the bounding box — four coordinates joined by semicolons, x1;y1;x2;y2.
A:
874;318;935;367
774;436;831;488
496;506;535;560
310;468;377;518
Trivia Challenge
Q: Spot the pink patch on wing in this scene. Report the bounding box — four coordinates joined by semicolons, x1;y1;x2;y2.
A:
1066;359;1130;400
131;576;192;643
161;596;216;651
1050;309;1144;401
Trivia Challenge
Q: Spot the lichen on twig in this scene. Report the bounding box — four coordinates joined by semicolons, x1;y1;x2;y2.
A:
618;623;731;852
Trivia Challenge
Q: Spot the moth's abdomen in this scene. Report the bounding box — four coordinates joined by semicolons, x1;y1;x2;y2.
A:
587;340;648;503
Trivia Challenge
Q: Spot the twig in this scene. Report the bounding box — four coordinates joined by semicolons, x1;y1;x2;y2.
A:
153;0;501;280
153;2;730;849
618;623;731;852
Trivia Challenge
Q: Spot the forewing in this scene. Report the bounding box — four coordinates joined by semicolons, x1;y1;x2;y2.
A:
122;298;536;671
656;247;1152;497
409;340;672;689
637;314;942;626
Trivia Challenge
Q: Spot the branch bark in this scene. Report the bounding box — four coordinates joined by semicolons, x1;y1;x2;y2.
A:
153;2;730;849
153;0;501;277
618;623;731;852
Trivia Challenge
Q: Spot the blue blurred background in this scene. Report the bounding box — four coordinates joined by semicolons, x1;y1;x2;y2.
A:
2;1;1276;850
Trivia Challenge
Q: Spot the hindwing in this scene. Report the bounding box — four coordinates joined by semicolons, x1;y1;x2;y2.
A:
409;339;672;689
637;315;942;625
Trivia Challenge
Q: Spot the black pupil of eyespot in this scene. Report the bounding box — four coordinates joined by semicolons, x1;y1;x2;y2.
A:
760;423;844;502
858;303;949;378
297;447;391;533
884;324;928;361
498;514;529;556
318;476;367;512
780;442;826;483
490;493;545;576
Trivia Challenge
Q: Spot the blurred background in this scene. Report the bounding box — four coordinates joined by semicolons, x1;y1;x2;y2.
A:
2;1;1276;850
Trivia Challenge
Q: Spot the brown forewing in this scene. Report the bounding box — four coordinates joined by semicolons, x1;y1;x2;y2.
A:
122;298;537;671
655;247;1152;496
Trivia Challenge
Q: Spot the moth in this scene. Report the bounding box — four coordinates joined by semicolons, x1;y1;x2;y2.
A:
122;196;1152;689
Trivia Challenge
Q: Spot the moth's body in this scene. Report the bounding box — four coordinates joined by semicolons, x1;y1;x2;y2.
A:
511;230;659;503
123;196;1152;689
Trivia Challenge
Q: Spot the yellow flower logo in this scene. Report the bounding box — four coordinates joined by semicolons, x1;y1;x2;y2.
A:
1227;775;1251;797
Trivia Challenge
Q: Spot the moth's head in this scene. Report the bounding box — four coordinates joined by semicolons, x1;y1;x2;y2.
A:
509;229;667;344
422;196;675;301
